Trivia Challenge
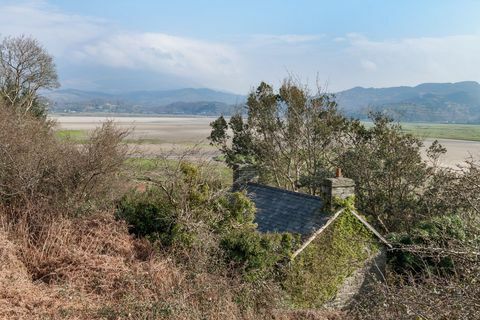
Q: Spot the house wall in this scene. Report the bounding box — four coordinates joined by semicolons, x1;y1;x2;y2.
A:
282;210;381;308
326;245;387;309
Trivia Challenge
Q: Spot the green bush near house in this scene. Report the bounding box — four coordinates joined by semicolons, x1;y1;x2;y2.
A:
115;188;187;246
221;230;299;282
388;214;468;276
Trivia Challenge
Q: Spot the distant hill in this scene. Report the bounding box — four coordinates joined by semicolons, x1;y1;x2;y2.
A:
45;88;245;115
45;82;480;122
336;81;480;123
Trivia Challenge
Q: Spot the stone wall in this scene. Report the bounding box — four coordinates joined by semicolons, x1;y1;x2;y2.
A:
326;246;387;309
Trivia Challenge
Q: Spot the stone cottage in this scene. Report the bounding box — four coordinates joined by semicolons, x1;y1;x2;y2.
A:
233;165;391;307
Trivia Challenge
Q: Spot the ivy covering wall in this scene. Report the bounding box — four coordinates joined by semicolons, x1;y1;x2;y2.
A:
282;207;379;308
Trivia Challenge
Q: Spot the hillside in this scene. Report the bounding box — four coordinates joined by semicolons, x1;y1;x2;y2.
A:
336;81;480;123
45;88;245;115
45;82;480;123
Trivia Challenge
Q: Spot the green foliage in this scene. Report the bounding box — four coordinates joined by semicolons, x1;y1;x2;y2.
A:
283;210;378;307
28;96;49;119
221;230;298;282
116;161;261;251
388;215;468;275
217;189;299;283
115;162;214;247
209;79;350;193
209;114;257;167
115;188;189;246
219;192;257;227
340;113;445;232
333;195;356;211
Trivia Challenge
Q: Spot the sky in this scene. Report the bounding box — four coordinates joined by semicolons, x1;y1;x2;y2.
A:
1;0;480;94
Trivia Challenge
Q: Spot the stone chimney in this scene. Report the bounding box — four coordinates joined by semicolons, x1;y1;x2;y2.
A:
321;168;355;211
232;164;258;191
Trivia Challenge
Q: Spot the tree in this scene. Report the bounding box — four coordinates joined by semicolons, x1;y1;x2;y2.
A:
339;113;445;232
0;35;59;117
210;79;351;194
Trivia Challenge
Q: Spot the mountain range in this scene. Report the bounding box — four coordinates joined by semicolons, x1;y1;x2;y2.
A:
336;81;480;123
45;81;480;123
45;88;245;115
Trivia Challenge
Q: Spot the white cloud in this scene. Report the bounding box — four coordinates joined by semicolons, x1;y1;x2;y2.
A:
74;32;244;89
341;34;480;88
0;1;108;56
2;1;480;93
0;1;245;91
250;34;323;45
237;33;480;92
360;59;377;71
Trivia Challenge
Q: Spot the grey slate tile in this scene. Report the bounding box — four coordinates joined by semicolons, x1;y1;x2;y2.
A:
245;183;330;237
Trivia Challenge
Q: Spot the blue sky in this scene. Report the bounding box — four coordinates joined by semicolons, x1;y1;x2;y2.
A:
2;0;480;93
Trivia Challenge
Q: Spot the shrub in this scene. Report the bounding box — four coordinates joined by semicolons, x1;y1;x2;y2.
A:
340;114;441;232
115;188;189;246
218;191;257;229
221;230;298;282
116;161;261;252
0;104;128;220
388;214;468;276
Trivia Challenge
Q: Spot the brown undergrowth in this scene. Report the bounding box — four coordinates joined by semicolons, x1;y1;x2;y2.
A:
0;210;344;320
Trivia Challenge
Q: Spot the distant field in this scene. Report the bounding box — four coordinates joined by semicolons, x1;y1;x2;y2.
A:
362;122;480;142
55;129;87;141
400;123;480;142
57;122;480;143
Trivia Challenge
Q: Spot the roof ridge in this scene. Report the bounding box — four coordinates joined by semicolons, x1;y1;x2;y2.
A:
291;208;392;259
246;182;322;201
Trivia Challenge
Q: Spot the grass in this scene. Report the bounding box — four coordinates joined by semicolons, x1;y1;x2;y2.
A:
400;123;480;141
363;122;480;142
126;157;232;185
55;129;87;141
125;158;161;172
55;130;215;148
123;138;215;149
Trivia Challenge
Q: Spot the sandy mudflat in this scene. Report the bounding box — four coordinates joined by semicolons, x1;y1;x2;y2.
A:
51;116;480;167
423;138;480;167
51;115;216;143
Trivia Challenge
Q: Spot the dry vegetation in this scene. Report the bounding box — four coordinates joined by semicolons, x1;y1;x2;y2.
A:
0;104;344;319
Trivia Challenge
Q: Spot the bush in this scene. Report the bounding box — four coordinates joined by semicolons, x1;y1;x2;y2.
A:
0;105;128;220
221;230;297;282
388;214;467;276
116;159;299;283
115;161;261;253
115;188;181;244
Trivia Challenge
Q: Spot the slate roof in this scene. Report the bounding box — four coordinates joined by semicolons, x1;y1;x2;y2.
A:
245;182;329;236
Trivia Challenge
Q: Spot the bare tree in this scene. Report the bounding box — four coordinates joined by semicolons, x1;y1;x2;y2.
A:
0;35;59;116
